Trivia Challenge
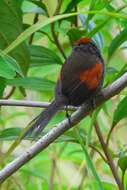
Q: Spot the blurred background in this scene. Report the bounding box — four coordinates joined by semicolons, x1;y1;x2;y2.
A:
0;0;127;189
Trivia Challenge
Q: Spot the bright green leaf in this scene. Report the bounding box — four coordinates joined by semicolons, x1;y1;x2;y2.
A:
108;28;127;59
75;128;104;190
6;77;55;92
0;50;24;77
0;0;30;74
4;11;127;55
0;128;21;141
112;96;127;126
67;28;86;44
30;45;62;67
118;156;127;172
90;180;117;190
0;77;5;98
22;0;48;15
63;0;84;13
0;56;16;79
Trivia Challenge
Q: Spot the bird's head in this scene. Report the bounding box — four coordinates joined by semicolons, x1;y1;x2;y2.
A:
74;37;93;46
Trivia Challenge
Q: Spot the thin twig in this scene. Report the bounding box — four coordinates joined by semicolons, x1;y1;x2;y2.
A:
0;72;127;184
51;25;67;59
12;176;24;190
74;6;78;27
55;166;62;190
4;87;16;99
29;13;39;44
89;144;107;163
55;0;62;15
51;0;66;60
78;166;87;190
49;159;56;190
38;30;55;43
78;150;94;190
94;121;124;190
0;99;76;111
106;124;115;147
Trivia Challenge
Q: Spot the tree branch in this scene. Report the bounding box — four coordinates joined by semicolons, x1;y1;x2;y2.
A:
0;99;76;111
0;72;127;184
94;121;123;190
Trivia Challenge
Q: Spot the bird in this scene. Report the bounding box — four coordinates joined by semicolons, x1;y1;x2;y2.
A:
25;37;105;139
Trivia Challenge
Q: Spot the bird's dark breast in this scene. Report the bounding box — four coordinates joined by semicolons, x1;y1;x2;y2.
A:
58;45;104;106
63;81;99;106
60;64;104;106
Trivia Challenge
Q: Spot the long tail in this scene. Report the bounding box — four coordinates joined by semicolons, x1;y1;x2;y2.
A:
24;98;65;139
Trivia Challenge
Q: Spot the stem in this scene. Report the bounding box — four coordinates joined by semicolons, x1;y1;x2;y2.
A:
55;166;62;190
78;166;87;190
51;23;66;59
106;124;115;146
74;6;78;27
89;144;107;163
49;159;56;190
94;121;124;190
78;150;94;190
51;0;66;60
122;171;125;189
4;87;16;99
29;13;39;44
38;31;55;43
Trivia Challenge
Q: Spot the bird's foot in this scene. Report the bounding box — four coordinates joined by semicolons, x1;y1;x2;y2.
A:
65;105;71;127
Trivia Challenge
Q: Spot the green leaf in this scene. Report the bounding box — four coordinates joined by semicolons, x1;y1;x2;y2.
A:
3;11;127;55
86;0;111;28
0;56;16;79
67;28;86;44
30;45;62;67
29;0;48;15
0;0;30;74
88;4;127;38
93;0;112;10
21;168;47;180
85;0;98;27
62;0;83;24
0;77;6;98
108;28;127;59
105;67;118;84
74;128;104;190
5;55;24;77
63;0;83;13
22;0;48;15
5;77;55;92
56;128;87;143
0;50;24;77
88;18;109;37
118;156;127;172
112;96;127;126
0;52;24;79
0;128;22;141
90;180;117;190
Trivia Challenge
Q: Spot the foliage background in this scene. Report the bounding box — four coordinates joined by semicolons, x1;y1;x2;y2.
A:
0;0;127;189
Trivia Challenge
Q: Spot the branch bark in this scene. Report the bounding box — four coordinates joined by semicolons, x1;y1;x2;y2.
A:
94;121;124;190
0;99;76;111
0;72;127;184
